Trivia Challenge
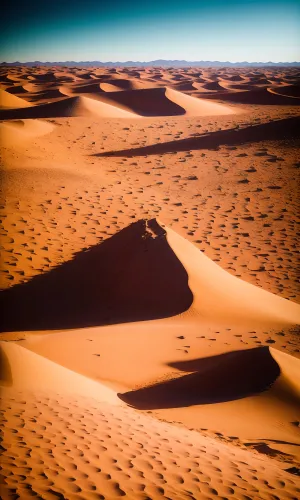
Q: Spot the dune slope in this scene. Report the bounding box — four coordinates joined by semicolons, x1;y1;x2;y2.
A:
2;219;299;333
0;89;32;108
1;341;300;500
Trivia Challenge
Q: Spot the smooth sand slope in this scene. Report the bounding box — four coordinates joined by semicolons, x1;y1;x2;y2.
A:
0;95;138;119
0;341;119;403
0;89;32;108
1;341;300;500
0;119;55;146
164;221;300;325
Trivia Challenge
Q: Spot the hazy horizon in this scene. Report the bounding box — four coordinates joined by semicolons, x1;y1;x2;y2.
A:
1;1;299;63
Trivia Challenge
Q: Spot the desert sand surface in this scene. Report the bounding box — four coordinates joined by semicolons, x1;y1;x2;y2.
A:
1;65;300;499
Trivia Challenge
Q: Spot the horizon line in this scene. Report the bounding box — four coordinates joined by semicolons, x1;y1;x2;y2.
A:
1;59;300;66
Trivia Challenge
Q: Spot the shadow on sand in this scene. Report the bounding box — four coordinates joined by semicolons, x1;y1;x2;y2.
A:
118;347;280;408
0;219;193;332
93;116;300;158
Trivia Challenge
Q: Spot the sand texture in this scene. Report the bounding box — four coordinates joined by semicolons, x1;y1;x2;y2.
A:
1;65;300;499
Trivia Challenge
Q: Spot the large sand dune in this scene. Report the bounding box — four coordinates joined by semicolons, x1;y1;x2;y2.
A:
1;219;299;332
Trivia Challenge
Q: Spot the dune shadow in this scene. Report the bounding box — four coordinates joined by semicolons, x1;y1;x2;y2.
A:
93;116;300;157
118;347;280;409
198;87;300;106
201;88;300;105
0;219;193;332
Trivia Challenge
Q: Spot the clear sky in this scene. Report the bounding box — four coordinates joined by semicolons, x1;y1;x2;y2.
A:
1;0;300;62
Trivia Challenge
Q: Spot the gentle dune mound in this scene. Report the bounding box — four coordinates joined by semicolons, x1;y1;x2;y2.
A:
0;219;193;331
59;82;103;95
165;88;236;116
0;341;119;403
0;119;55;146
0;89;32;108
119;347;281;408
200;81;227;91
0;95;138;120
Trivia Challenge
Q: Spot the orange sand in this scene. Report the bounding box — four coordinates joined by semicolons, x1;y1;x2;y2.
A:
1;65;300;499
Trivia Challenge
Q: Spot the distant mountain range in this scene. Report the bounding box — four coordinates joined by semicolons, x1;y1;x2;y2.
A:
1;60;300;68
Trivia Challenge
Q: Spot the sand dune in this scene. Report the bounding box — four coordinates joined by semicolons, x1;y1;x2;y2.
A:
268;84;300;98
4;84;29;94
165;88;236;116
1;219;299;332
0;94;138;119
59;82;104;95
0;86;238;119
0;220;193;331
0;341;119;403
100;79;153;91
88;87;237;117
0;89;32;108
0;119;55;146
200;80;227;91
119;345;300;410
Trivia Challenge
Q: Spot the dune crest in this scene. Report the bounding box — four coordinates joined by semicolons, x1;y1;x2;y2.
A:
0;341;120;403
164;222;300;325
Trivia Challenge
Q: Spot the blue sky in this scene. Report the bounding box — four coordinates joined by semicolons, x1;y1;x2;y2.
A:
1;1;299;62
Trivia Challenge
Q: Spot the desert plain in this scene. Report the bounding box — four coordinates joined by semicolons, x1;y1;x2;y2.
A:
0;64;300;499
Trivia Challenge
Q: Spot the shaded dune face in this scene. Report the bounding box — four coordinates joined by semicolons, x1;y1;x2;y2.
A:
119;347;281;409
95;87;186;116
0;219;193;332
202;88;300;105
59;82;104;94
269;84;300;98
